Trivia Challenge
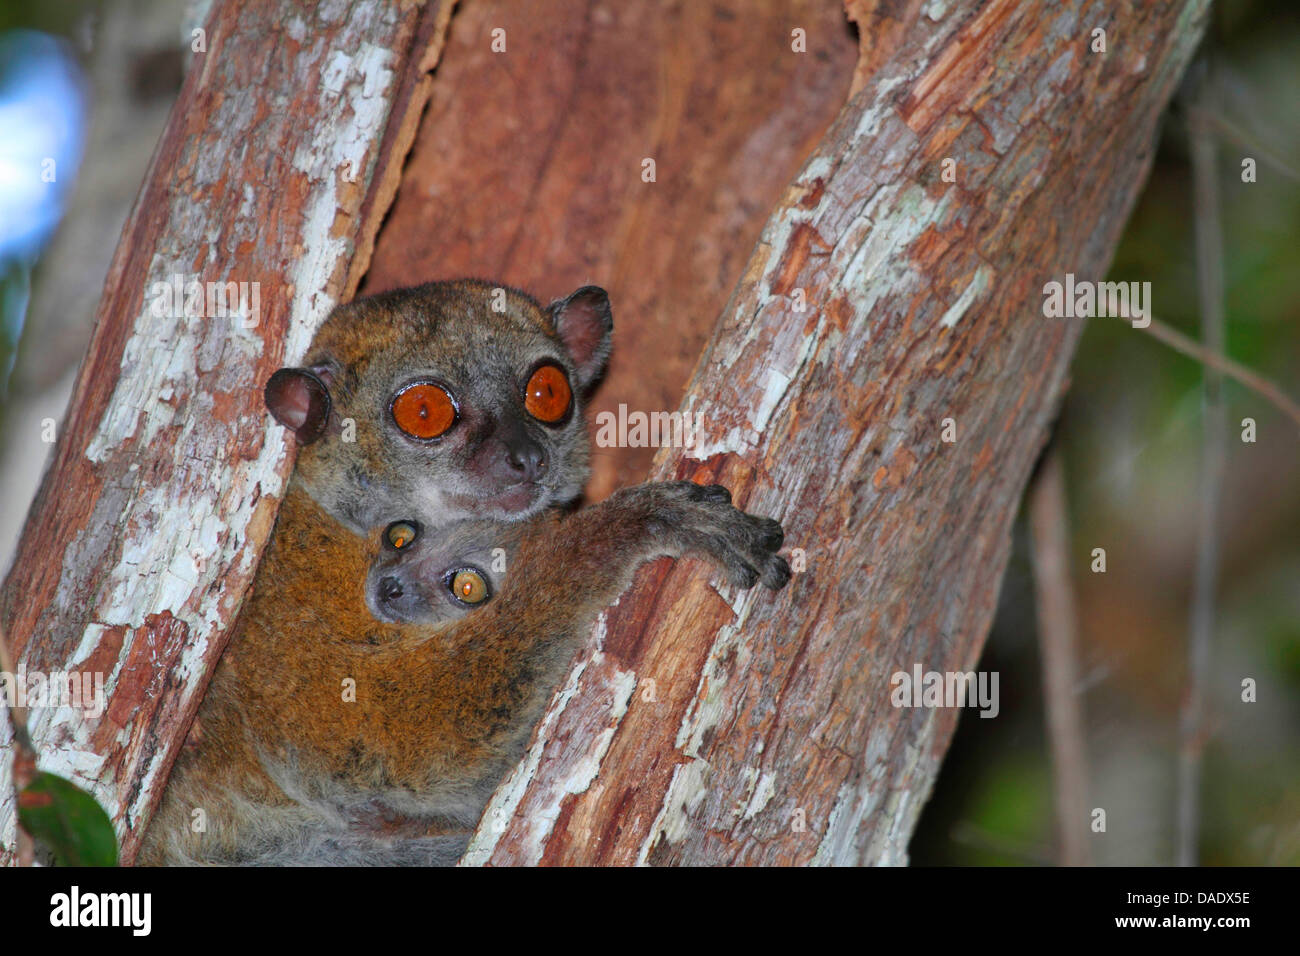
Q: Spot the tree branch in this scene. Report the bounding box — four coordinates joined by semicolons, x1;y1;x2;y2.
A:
0;622;35;866
466;0;1213;866
1178;58;1227;868
1140;317;1300;431
1028;445;1090;866
0;0;457;866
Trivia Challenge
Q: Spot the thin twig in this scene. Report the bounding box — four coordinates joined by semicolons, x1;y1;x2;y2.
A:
1140;317;1300;431
1188;106;1300;182
1028;445;1091;866
1177;65;1227;868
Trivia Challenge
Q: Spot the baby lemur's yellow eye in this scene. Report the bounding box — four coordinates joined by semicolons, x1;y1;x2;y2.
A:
391;381;457;439
524;363;572;424
385;520;419;551
448;568;490;606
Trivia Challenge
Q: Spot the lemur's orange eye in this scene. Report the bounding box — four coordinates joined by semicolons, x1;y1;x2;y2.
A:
391;382;457;439
524;364;572;424
385;521;418;550
448;568;490;606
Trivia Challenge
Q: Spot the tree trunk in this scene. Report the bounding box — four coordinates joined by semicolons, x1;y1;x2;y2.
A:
463;0;1210;865
359;0;860;502
1;0;1209;867
0;0;455;865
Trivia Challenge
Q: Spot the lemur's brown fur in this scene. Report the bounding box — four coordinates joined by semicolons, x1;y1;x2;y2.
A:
141;484;536;865
141;478;786;865
136;280;788;865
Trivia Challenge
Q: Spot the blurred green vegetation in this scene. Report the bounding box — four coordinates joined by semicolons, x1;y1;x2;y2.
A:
0;0;88;36
913;0;1300;865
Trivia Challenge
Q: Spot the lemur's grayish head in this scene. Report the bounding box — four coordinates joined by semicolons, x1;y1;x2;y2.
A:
265;280;612;534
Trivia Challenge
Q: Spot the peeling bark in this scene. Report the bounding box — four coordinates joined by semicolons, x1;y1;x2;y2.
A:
362;0;859;502
0;0;454;865
465;0;1210;866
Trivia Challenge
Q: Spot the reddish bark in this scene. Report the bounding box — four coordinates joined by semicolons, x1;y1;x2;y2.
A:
0;0;455;864
361;0;859;502
464;0;1211;865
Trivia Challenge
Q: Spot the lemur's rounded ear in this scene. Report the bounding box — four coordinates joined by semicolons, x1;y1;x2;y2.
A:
265;367;332;444
548;285;613;392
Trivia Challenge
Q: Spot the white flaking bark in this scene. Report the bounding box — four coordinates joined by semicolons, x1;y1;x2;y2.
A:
1;0;444;864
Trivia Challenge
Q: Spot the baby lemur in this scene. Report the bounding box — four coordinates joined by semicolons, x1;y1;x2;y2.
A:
138;281;789;865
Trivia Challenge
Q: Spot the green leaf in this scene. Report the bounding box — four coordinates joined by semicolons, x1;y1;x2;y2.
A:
17;771;119;867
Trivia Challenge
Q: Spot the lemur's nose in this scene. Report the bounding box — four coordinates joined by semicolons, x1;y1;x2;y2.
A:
506;440;547;481
378;576;403;602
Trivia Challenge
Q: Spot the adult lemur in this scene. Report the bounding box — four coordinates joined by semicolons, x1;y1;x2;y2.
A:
138;281;789;865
